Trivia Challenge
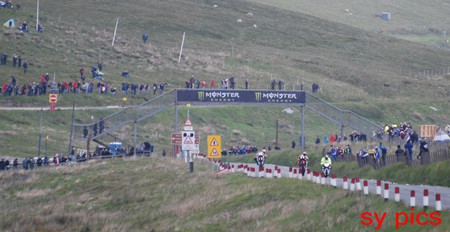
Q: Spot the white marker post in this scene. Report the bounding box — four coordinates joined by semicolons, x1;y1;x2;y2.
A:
178;32;186;63
36;0;40;31
112;18;119;46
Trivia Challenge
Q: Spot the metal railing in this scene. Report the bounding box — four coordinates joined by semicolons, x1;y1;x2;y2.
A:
305;93;382;136
72;90;176;142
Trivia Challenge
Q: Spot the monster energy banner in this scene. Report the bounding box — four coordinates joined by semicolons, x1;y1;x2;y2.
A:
176;89;305;104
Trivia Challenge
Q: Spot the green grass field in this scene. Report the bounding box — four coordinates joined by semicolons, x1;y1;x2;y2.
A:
0;157;448;231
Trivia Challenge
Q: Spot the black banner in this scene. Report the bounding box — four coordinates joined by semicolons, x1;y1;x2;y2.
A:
176;89;305;104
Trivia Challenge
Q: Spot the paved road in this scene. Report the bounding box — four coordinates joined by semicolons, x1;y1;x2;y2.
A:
227;162;450;211
0;106;121;111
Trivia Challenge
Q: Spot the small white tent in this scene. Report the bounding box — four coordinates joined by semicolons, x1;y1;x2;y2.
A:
433;131;450;142
3;18;15;28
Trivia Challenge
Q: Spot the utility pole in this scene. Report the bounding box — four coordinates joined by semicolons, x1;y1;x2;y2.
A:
68;93;77;155
38;108;43;157
275;119;279;148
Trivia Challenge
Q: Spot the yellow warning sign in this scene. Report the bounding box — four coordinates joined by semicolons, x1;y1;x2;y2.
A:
207;135;221;159
210;138;219;146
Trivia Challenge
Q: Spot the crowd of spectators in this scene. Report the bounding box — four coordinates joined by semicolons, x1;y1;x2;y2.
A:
383;122;419;143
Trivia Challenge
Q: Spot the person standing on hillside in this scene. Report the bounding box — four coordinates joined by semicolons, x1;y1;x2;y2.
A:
379;143;387;165
395;144;404;162
23;61;28;73
12;54;17;67
404;139;413;165
97;62;103;72
143;32;149;43
418;138;429;159
18;56;22;68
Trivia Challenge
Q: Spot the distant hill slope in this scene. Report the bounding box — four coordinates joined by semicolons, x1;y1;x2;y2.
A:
1;0;450;141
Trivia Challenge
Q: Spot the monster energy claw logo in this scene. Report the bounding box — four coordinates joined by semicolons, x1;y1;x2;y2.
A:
255;92;262;101
198;91;205;101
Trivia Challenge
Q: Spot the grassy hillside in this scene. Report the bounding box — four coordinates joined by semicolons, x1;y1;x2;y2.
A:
252;0;450;48
0;157;448;231
1;0;450;102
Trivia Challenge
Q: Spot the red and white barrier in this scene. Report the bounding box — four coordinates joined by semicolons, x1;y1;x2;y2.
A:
307;169;312;181
276;168;281;178
298;169;304;180
410;190;416;209
356;177;362;191
320;173;325;185
350;178;355;191
395;187;400;202
293;169;298;179
288;167;293;178
363;180;369;195
376;180;382;196
423;189;429;211
315;172;320;184
265;168;273;178
436;194;442;212
331;174;337;188
231;165;235;173
343;176;348;190
258;167;265;178
384;183;389;201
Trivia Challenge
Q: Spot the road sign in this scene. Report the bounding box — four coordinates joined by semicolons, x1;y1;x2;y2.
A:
49;94;58;103
184;118;193;131
207;135;221;159
50;103;56;111
182;131;196;151
171;133;182;145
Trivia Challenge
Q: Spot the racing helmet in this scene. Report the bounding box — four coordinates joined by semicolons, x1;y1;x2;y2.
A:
325;154;329;159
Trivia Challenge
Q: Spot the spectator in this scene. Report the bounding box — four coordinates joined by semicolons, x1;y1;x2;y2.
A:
23;61;28;73
418;138;429;159
404;140;413;164
12;54;17;67
37;24;44;33
278;80;284;90
315;135;321;145
13;158;18;171
271;80;276;90
143;32;149;43
18;56;22;68
245;79;249;89
121;70;130;77
291;140;296;149
153;82;158;95
159;82;165;94
379;143;387;165
98;62;103;72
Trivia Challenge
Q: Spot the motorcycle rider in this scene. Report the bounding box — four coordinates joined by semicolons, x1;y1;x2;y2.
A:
320;154;332;177
254;149;267;167
298;151;309;176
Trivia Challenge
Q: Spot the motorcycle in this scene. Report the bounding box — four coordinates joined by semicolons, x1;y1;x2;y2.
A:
255;155;265;168
298;159;307;176
322;163;331;178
